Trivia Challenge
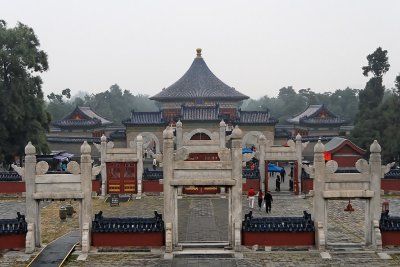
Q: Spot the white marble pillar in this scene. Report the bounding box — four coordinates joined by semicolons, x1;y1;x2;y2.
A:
100;135;107;197
80;141;93;253
219;120;226;148
258;135;266;192
295;134;303;193
137;135;143;198
231;126;243;252
369;140;382;248
24;142;40;252
313;140;326;250
163;127;175;253
176;120;183;149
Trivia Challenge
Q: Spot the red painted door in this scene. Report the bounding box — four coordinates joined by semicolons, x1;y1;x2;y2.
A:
106;162;137;194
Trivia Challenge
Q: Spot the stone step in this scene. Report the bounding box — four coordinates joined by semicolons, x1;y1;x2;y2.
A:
178;242;230;249
173;248;234;258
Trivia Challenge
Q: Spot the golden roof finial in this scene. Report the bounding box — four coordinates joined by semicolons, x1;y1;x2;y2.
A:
196;48;202;58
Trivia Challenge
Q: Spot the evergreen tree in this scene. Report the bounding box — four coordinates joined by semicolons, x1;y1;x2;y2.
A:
0;20;50;164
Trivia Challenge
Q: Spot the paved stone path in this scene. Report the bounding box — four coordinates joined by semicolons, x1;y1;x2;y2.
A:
29;230;79;267
178;197;228;242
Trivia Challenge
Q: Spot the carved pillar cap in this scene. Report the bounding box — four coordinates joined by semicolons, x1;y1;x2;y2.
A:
314;140;325;153
163;126;174;139
25;141;36;155
370;140;381;153
137;135;143;142
258;134;266;142
296;133;302;141
219;120;226;127
81;141;91;154
176;120;182;128
231;125;242;139
101;134;107;142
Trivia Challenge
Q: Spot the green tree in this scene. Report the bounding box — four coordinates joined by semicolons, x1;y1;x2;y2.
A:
0;20;50;164
351;47;390;157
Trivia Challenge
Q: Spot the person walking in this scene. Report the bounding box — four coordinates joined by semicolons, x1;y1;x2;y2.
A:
275;175;281;191
257;189;263;210
264;191;273;213
280;168;286;183
247;187;256;209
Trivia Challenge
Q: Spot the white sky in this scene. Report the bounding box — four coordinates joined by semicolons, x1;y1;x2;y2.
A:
3;0;400;99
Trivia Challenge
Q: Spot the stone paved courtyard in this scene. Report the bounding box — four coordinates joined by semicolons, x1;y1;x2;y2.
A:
1;194;400;266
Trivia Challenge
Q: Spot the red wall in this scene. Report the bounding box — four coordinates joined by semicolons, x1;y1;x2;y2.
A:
242;231;315;246
332;155;362;168
0;181;101;194
0;234;25;249
0;182;25;193
243;179;260;192
381;180;400;192
382;231;400;246
143;180;163;193
92;232;164;247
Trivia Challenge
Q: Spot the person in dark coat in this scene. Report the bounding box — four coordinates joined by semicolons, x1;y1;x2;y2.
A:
264;191;273;213
257;189;263;210
280;168;286;183
276;175;281;191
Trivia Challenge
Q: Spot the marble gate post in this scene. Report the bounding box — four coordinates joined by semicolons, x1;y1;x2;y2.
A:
80;141;93;253
24;142;40;252
313;140;326;250
137;135;143;197
369;140;382;248
100;135;107;197
231;126;243;251
163;127;175;253
258;135;266;192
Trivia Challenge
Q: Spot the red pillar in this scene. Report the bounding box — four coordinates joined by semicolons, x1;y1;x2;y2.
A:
265;160;269;192
294;161;299;195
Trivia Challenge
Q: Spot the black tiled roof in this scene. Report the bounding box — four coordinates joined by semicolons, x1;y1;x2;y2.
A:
109;129;126;140
0;172;22;181
150;50;248;101
47;136;102;143
275;128;291;138
123;111;165;126
52;118;102;128
237;111;278;125
180;105;220;121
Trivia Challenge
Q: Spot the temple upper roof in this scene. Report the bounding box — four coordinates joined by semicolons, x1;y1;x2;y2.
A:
123;106;277;125
52;106;112;128
286;104;348;126
150;48;249;102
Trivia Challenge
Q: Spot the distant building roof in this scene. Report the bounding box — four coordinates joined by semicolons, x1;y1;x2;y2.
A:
123;111;165;126
150;49;249;102
287;104;348;126
52;106;112;128
237;111;278;125
324;137;366;155
109;129;126;140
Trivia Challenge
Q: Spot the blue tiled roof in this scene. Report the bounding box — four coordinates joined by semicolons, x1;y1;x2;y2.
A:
237;111;277;125
287;104;348;126
180;105;220;121
123;111;165;125
150;49;248;101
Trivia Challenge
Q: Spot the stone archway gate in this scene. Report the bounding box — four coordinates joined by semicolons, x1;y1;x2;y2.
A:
15;141;101;253
305;139;392;250
96;135;143;197
257;134;308;194
161;123;243;253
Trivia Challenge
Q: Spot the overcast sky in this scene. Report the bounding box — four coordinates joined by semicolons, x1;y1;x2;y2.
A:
3;0;400;99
